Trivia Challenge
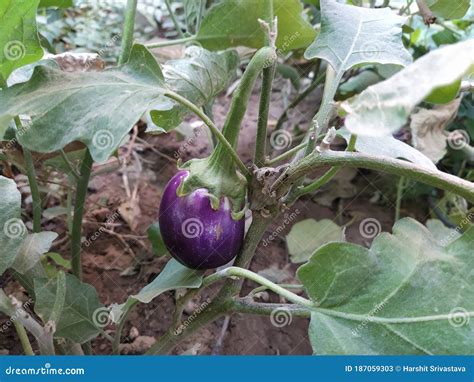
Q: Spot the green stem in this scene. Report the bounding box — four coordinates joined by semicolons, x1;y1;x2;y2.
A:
164;91;250;178
274;150;474;203
209;47;276;170
15;117;42;233
118;0;138;65
13;321;35;355
290;134;357;200
60;150;81;180
71;150;93;280
275;71;325;131
164;0;185;38
231;300;311;318
146;36;196;49
395;176;405;221
255;65;276;167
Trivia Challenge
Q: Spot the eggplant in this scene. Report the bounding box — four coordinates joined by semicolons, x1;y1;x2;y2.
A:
159;171;245;270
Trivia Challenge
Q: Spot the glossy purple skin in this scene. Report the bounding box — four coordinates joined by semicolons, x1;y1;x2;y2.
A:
159;171;245;270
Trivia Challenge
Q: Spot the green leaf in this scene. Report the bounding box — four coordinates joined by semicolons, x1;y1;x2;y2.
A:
115;259;204;322
338;70;382;98
147;222;168;257
38;0;73;8
299;218;474;354
342;39;474;137
0;0;44;81
425;0;471;20
149;47;239;133
131;259;203;304
196;0;316;51
337;128;437;170
304;0;412;72
12;232;58;274
286;219;344;264
0;44;169;163
34;273;105;343
0;176;26;275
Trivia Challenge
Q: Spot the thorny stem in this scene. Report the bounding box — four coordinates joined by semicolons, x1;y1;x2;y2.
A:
71;150;94;280
273;150;474;204
255;65;276;167
118;0;138;65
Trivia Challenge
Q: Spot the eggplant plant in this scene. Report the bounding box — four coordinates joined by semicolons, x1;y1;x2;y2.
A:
0;0;473;356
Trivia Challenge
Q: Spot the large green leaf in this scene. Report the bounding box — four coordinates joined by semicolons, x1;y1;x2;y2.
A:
426;0;471;20
12;232;58;273
39;0;73;8
34;273;105;343
298;218;474;354
149;47;239;133
0;44;169;163
304;0;411;72
196;0;316;51
342;39;474;137
0;0;44;81
0;176;26;275
286;219;344;264
337;129;437;170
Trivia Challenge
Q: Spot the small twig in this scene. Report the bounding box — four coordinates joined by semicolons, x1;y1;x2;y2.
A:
212;315;231;355
416;0;436;24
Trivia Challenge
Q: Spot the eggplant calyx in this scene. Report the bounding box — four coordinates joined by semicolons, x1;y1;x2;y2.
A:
177;157;247;220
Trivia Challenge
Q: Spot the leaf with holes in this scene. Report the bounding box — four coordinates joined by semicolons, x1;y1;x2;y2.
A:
304;0;411;73
342;39;474;137
298;218;474;354
0;0;44;81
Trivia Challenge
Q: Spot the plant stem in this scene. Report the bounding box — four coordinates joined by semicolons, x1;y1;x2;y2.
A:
164;0;185;38
274;150;474;203
209;47;276;170
146;36;196;49
164;91;250;178
255;65;276;167
118;0;138;65
14;117;42;233
231;300;311;318
60;150;81;180
217;267;313;307
275;71;325;131
395;176;405;221
13;321;35;355
71;150;93;280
